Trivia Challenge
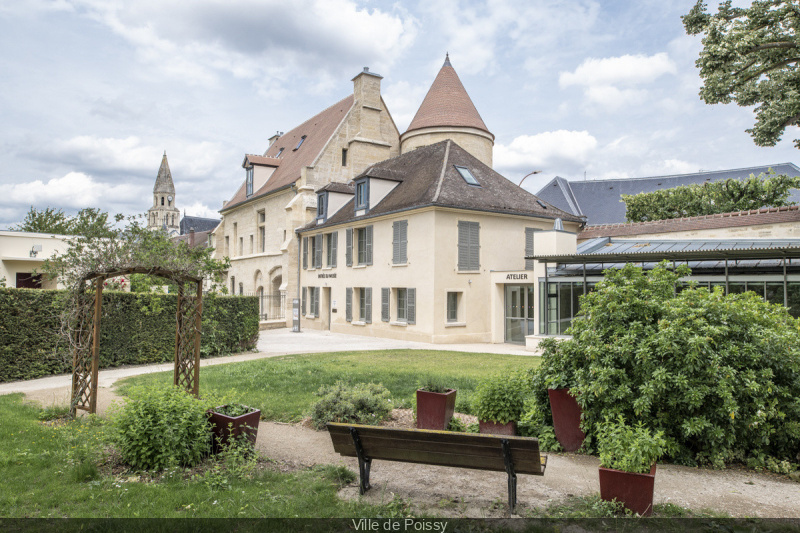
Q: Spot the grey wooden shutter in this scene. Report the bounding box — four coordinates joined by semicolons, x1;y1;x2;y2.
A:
525;227;536;270
365;225;373;265
313;287;319;317
301;287;307;316
331;231;338;267
302;236;308;269
457;222;469;270
365;287;372;324
381;288;390;322
458;221;479;271
393;220;407;264
469;222;480;270
314;235;323;268
346;287;352;322
346;228;353;266
407;288;416;325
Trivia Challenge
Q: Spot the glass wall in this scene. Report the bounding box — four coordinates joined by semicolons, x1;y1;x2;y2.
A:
505;285;535;343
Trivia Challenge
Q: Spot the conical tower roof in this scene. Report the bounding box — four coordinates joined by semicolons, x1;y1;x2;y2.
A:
404;54;492;138
153;151;175;194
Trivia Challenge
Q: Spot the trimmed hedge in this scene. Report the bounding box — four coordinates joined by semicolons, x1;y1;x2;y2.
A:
0;288;259;382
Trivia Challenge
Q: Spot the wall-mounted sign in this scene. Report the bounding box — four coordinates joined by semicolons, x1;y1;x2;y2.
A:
506;273;528;280
318;273;337;279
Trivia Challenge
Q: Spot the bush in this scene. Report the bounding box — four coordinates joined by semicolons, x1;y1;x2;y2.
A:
110;385;213;471
0;288;259;382
472;372;529;424
530;262;800;467
517;400;562;452
596;416;667;474
310;381;392;429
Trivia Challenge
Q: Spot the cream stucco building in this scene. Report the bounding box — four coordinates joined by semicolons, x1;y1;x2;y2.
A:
0;230;69;289
211;68;400;326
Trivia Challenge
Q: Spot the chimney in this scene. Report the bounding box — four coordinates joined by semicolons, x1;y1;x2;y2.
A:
352;66;383;109
267;131;282;147
189;228;195;247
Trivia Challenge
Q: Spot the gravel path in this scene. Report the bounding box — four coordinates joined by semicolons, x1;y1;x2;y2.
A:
19;385;800;518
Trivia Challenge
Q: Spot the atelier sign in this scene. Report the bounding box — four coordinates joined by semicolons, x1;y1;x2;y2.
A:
506;273;528;280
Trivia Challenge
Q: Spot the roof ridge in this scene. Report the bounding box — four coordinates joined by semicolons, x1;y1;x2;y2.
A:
432;140;451;202
571;163;796;185
586;204;800;229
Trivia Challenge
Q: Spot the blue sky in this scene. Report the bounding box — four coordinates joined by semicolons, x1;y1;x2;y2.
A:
1;0;795;228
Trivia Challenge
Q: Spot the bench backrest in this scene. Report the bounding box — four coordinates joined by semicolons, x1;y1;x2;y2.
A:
327;423;545;475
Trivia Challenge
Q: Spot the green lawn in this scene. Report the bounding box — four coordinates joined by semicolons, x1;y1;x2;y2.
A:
117;350;540;422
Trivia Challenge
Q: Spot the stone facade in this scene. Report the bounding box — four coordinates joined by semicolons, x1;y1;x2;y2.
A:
212;69;400;326
401;127;494;168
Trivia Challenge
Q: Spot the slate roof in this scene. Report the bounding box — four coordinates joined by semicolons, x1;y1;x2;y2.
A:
404;55;492;138
243;154;282;167
535;163;800;226
179;215;220;235
222;95;355;212
318;182;354;194
302;140;582;232
153;152;175;194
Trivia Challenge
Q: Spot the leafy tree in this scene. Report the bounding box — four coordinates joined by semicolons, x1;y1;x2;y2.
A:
530;262;800;468
683;1;800;148
11;206;121;237
622;172;800;222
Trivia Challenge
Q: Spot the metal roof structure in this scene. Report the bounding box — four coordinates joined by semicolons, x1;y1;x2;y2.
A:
531;237;800;264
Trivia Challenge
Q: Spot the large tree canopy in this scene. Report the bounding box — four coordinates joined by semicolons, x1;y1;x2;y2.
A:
11;207;120;238
684;0;800;148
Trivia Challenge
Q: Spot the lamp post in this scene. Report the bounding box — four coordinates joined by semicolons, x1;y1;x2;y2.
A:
518;170;542;188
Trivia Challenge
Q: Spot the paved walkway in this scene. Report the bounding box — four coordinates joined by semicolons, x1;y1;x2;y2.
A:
0;328;534;395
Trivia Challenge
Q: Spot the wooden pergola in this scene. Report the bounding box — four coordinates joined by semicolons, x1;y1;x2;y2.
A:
70;267;203;417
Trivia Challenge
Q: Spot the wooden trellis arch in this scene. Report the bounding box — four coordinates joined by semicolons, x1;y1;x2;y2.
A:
70;267;203;417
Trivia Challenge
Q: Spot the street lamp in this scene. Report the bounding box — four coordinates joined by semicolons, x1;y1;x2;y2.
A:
518;170;542;188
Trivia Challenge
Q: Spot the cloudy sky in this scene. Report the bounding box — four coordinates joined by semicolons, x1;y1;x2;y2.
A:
1;0;796;229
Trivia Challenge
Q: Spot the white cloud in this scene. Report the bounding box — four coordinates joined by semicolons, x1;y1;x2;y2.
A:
181;202;222;220
72;0;417;87
560;53;676;88
383;81;429;132
495;130;598;175
0;172;141;210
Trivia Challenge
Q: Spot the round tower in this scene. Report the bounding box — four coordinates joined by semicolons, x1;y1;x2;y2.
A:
400;54;495;167
146;151;180;233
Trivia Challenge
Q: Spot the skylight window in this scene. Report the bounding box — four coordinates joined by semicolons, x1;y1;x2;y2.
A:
294;136;306;151
454;165;480;186
276;148;284;157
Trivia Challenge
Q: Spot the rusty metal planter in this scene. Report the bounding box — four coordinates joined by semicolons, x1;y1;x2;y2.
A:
416;388;457;430
548;388;586;452
599;464;657;516
478;420;517;436
209;405;261;453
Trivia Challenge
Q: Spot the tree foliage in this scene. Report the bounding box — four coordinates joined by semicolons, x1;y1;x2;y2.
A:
622;172;800;222
12;207;120;237
530;262;800;468
683;0;800;148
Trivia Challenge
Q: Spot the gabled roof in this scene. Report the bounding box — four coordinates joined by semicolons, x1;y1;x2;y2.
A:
223;95;355;212
179;215;220;235
318;182;355;194
242;154;282;167
404;55;492;138
153;152;175;194
535;163;800;225
302;140;582;232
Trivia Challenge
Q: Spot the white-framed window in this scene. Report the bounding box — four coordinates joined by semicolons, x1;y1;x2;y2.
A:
355;179;369;211
316;192;327;221
326;232;337;267
347;287;372;323
349;226;372;266
391;287;415;324
447;291;461;322
258;210;266;253
246;166;254;197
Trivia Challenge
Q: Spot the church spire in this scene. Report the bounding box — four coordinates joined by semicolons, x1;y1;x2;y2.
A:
147;151;179;233
153;151;175;194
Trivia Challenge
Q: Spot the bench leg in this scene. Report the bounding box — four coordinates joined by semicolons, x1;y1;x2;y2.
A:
350;427;372;494
501;439;517;514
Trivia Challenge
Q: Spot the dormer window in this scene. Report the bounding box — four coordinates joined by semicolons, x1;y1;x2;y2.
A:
294;136;306;151
316;192;327;221
354;179;369;212
455;165;480;186
245;166;254;197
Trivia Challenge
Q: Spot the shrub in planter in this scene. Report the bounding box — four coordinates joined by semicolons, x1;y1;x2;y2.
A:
110;385;212;471
416;377;457;430
596;416;666;516
529;262;800;467
310;381;392;430
209;403;261;453
472;373;528;435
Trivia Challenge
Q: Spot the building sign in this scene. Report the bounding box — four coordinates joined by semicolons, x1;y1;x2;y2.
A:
506;273;528;280
318;273;337;279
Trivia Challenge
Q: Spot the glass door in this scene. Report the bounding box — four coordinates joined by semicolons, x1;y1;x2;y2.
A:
505;285;534;343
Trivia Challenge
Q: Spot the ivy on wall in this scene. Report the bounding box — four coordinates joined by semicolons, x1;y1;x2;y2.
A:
0;289;259;383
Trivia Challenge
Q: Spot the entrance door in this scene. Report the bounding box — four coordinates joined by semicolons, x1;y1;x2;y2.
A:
504;285;534;343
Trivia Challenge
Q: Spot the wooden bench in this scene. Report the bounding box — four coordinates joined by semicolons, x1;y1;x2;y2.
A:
327;422;547;513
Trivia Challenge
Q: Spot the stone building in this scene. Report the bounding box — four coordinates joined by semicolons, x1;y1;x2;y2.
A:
146;152;180;234
211;67;400;326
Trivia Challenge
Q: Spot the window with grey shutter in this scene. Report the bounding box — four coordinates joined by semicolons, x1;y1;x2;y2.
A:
365;287;372;323
346;228;353;266
330;231;338;267
457;221;480;271
525;227;537;270
314;234;323;268
313;287;320;318
392;220;408;264
302;236;308;269
365;225;373;265
407;288;416;325
381;288;390;322
346;287;352;322
301;287;307;316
